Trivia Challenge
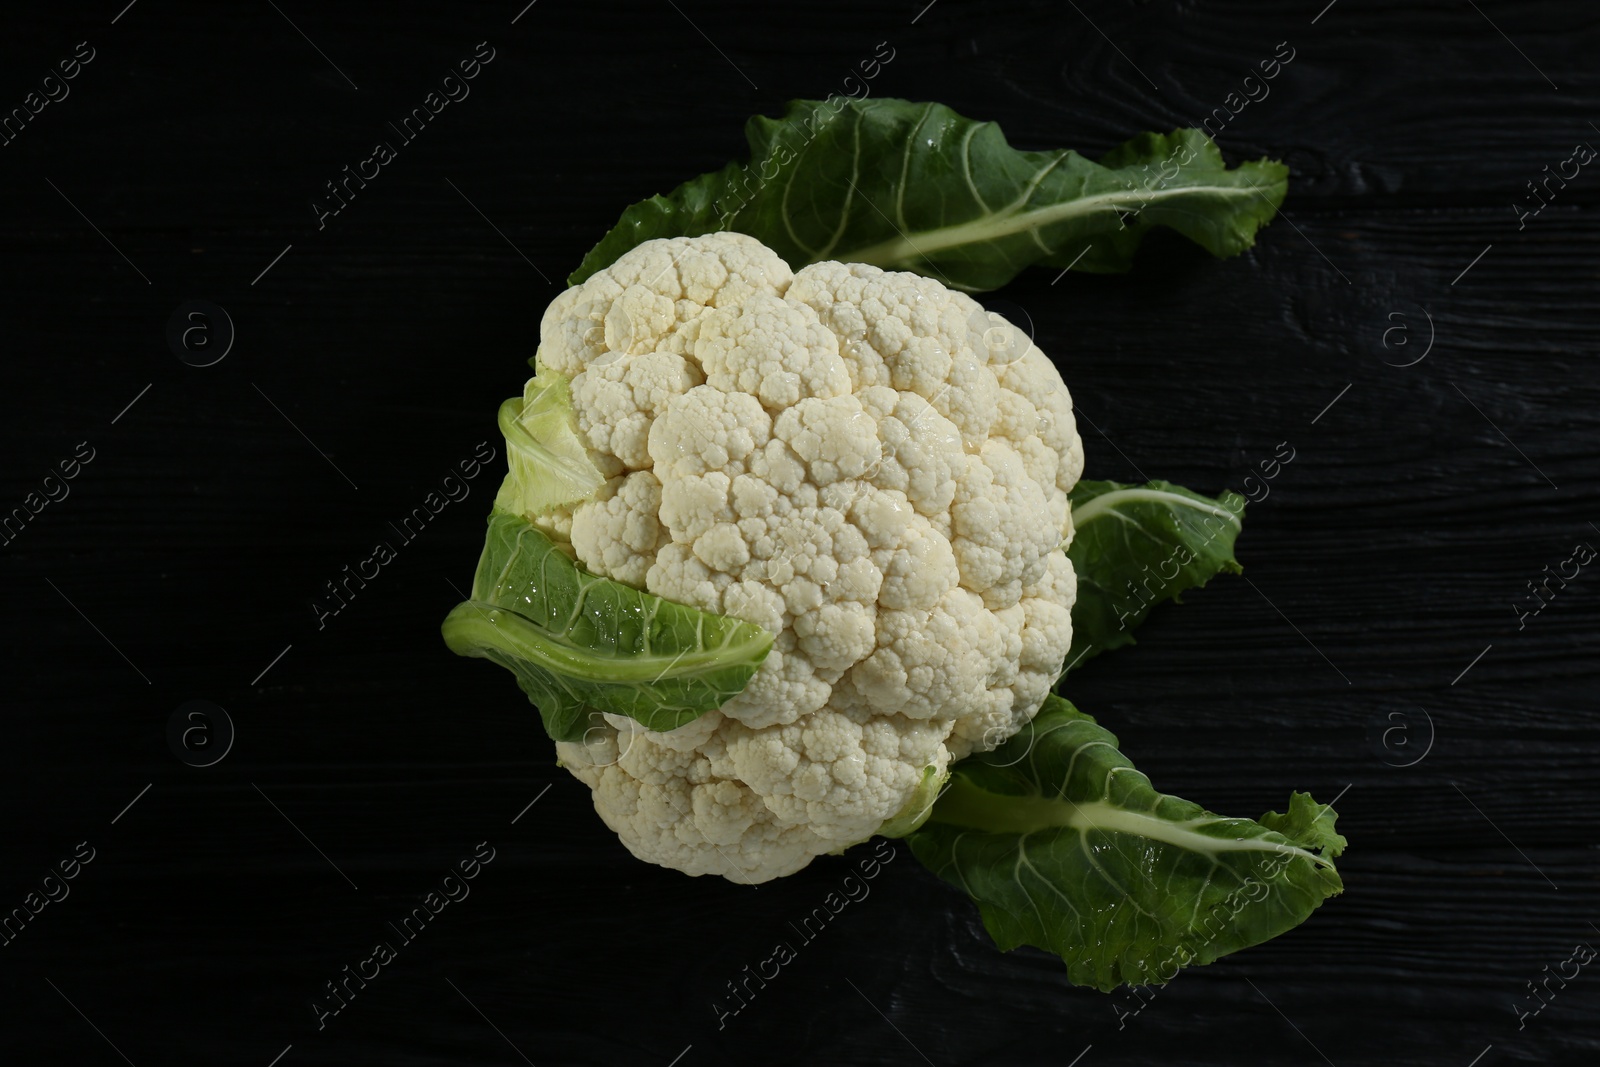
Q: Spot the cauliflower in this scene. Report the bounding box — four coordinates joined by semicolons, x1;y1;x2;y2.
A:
533;232;1083;883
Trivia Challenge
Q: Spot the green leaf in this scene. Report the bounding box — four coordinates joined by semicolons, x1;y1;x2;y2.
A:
441;511;775;742
905;695;1345;991
1064;480;1246;672
569;98;1288;292
493;371;609;519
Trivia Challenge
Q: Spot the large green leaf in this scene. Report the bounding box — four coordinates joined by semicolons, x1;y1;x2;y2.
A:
905;695;1345;991
570;98;1287;292
1064;480;1246;672
442;512;774;742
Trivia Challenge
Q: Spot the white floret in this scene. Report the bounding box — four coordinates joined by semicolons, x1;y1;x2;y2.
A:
569;472;669;587
695;292;850;409
649;384;771;481
532;232;1083;882
950;439;1059;609
773;395;882;486
571;351;703;468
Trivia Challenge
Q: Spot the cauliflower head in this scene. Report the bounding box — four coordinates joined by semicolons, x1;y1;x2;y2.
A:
534;232;1084;883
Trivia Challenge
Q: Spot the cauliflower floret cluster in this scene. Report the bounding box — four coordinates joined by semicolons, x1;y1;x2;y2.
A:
541;232;1084;883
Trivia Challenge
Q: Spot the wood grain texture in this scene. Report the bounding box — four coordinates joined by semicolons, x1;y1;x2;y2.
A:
2;1;1598;1065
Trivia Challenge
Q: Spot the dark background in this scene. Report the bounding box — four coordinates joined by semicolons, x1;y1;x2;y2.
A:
3;1;1597;1064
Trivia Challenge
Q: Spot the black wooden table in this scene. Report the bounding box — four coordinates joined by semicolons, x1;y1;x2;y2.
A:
4;2;1597;1064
